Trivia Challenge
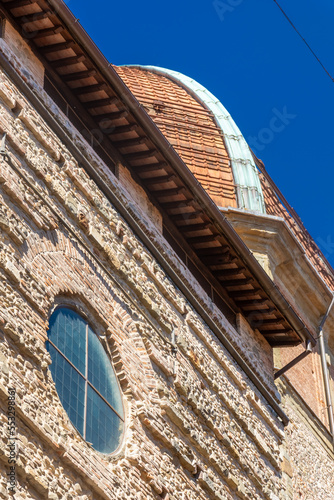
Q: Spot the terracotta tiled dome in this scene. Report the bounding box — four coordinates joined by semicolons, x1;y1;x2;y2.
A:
115;65;265;212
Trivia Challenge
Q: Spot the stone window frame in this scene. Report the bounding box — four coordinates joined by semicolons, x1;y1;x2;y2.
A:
46;304;125;454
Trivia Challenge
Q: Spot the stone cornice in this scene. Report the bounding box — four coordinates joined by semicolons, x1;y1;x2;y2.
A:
222;207;334;336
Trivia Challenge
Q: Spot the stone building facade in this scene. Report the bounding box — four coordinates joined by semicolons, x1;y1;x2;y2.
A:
0;1;333;499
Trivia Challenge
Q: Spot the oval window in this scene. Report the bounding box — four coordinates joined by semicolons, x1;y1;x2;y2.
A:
46;307;124;454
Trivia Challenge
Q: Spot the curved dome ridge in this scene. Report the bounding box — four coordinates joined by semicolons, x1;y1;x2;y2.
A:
128;65;266;214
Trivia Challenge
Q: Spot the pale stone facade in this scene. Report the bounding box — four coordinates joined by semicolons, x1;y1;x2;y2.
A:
0;8;333;500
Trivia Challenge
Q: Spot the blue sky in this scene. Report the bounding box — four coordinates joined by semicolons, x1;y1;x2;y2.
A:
68;0;334;265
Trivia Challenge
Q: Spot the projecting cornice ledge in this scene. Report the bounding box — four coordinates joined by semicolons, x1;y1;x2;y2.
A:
221;207;334;338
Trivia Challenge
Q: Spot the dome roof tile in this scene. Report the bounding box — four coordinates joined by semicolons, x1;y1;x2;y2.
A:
115;65;237;209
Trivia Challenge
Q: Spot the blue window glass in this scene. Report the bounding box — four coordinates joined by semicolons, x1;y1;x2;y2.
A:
47;343;85;435
46;307;124;454
48;308;86;374
86;385;124;454
88;326;124;418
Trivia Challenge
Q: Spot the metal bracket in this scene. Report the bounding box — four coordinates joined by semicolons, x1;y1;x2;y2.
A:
274;340;313;380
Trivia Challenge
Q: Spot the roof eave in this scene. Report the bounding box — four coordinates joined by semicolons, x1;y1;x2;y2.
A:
41;0;315;347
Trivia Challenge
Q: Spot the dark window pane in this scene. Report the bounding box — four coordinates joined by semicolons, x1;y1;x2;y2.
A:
86;385;123;454
87;327;124;418
48;308;86;375
47;343;85;436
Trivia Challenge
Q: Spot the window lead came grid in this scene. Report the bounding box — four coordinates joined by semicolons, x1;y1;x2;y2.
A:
46;307;124;454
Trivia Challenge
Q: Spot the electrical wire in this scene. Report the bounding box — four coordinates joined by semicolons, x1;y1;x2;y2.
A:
273;0;334;83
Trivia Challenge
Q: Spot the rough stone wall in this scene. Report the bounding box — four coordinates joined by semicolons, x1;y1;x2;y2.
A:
0;29;289;500
279;380;334;499
0;222;285;499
